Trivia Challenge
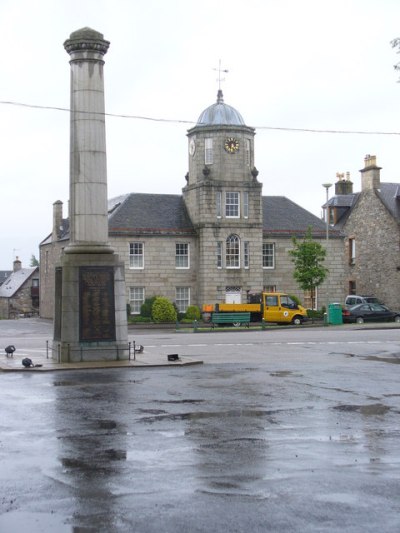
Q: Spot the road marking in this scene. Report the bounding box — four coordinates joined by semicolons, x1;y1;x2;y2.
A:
143;340;398;349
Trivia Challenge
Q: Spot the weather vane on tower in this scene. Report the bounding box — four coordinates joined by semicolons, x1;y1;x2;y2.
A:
213;59;229;91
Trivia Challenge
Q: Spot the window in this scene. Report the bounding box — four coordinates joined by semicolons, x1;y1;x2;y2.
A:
245;139;251;166
266;295;279;306
176;243;189;268
216;191;222;218
176;287;190;313
280;295;297;309
129;287;145;314
129;242;144;269
263;243;275;268
205;138;213;164
303;289;317;310
349;238;356;265
243;191;249;218
226;192;240;218
264;285;276;293
244;241;249;268
226;235;240;268
349;280;356;295
217;241;222;268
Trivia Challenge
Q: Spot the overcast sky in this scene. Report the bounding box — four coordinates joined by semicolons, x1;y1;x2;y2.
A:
1;0;400;269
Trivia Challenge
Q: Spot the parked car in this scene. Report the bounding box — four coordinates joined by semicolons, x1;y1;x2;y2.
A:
345;295;381;306
342;303;400;324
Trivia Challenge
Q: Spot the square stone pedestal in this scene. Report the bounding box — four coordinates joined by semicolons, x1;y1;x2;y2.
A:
53;252;128;362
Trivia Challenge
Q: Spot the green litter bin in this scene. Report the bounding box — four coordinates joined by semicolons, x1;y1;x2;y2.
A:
328;303;343;325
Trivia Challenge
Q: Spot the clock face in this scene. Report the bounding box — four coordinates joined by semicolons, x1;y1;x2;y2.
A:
189;138;196;156
224;137;239;153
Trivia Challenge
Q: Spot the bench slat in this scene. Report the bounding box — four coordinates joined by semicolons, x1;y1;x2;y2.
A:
211;312;251;327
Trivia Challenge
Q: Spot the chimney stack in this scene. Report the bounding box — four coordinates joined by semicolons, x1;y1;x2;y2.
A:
335;171;353;195
52;200;63;240
13;257;22;272
360;154;381;190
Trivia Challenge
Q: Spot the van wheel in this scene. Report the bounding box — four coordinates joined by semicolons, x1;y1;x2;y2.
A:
292;316;303;326
356;317;364;324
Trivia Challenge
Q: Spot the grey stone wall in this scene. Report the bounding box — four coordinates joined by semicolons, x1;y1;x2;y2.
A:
262;236;345;308
343;189;400;309
40;241;65;318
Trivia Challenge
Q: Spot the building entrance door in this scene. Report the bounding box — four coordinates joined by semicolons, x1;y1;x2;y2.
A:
225;287;241;304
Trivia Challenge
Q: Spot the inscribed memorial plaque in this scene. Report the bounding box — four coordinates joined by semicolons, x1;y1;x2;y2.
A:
79;266;116;341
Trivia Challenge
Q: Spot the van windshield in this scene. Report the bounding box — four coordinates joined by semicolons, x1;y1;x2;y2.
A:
281;296;297;309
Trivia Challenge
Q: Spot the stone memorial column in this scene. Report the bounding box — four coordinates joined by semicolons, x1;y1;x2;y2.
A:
53;28;128;363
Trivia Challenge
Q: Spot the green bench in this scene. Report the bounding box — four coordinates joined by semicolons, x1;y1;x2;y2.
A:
211;312;251;328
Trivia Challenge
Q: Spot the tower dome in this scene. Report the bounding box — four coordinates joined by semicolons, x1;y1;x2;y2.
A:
196;90;245;126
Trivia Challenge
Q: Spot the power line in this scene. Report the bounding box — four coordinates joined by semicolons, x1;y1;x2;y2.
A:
1;99;400;135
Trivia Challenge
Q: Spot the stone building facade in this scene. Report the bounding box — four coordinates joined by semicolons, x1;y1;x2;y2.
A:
40;92;344;319
0;258;39;319
328;155;400;310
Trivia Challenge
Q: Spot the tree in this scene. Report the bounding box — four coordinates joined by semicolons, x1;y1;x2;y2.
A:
30;254;39;267
288;227;328;309
391;38;400;80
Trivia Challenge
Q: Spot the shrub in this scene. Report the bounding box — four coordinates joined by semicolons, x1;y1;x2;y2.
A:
289;294;301;306
307;309;324;319
129;315;152;323
141;296;157;318
185;305;201;321
152;297;177;323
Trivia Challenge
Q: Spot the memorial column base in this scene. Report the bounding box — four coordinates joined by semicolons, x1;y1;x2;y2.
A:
53;252;128;363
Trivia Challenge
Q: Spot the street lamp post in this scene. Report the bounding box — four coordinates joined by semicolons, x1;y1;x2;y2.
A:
322;183;332;324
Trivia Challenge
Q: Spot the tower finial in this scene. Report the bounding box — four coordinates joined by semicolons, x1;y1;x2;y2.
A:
213;59;229;91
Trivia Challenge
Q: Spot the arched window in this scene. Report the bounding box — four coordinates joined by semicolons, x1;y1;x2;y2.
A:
226;234;240;268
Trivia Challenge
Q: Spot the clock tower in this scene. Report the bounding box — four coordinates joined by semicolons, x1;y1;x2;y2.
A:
183;90;263;307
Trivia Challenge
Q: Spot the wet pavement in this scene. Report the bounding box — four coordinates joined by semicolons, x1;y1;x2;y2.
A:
1;320;400;532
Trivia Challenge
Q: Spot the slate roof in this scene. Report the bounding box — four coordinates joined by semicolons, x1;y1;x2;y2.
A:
42;192;337;243
108;193;195;236
0;271;12;285
377;183;400;220
0;267;38;298
327;182;400;229
263;196;336;237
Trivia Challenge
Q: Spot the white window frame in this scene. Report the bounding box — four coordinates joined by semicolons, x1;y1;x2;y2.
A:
129;242;144;269
263;243;275;269
225;192;240;218
349;238;356;265
176;287;190;313
226;234;240;269
264;285;276;293
205;138;213;165
243;191;249;218
176;243;190;269
129;287;145;314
